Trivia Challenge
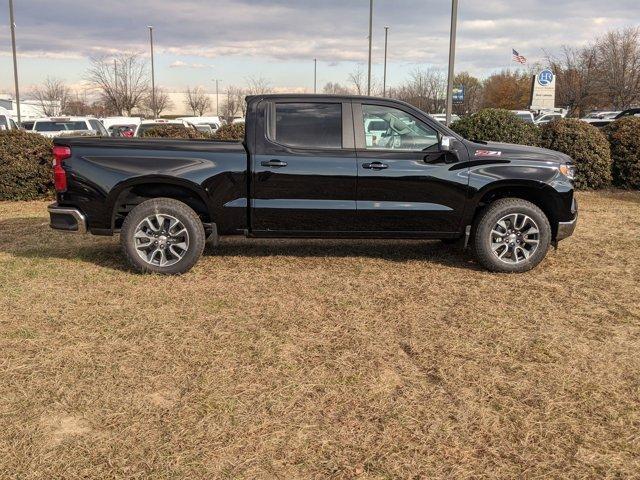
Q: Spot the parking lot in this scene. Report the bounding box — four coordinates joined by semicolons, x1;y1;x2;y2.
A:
0;190;639;478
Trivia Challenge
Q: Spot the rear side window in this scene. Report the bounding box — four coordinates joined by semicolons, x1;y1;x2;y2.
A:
271;103;342;149
35;121;89;132
0;115;7;130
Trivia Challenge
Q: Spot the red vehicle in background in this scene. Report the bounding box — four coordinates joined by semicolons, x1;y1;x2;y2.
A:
108;124;136;138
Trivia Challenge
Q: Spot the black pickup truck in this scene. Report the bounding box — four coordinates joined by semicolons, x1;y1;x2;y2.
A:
48;94;577;274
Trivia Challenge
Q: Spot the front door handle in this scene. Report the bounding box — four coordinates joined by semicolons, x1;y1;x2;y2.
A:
362;161;388;170
261;159;288;168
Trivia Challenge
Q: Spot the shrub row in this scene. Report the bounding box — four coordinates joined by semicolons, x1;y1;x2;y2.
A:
0;130;53;200
140;123;245;141
451;109;639;190
0;115;637;200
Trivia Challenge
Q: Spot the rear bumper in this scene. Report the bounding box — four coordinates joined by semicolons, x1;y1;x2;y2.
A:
556;198;578;241
48;204;87;234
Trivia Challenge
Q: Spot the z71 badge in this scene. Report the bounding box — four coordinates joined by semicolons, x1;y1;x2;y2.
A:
475;150;502;157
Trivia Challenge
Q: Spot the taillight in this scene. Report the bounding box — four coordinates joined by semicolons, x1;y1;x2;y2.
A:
52;145;71;192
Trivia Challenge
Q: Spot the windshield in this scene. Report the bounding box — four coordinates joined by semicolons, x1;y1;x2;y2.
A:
517;113;533;123
35;121;88;132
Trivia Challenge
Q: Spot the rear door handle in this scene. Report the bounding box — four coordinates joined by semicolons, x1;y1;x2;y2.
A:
261;159;288;168
362;161;388;170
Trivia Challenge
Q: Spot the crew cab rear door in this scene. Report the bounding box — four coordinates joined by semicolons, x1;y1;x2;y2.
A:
353;100;469;234
250;99;357;233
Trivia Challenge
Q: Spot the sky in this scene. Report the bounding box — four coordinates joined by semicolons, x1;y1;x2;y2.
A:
0;0;639;94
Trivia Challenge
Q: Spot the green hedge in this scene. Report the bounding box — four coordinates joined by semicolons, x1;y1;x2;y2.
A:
213;123;245;141
0;130;53;200
450;109;540;146
539;119;612;190
604;117;640;189
140;125;207;139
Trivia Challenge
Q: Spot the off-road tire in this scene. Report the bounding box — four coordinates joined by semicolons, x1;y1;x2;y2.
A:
473;198;551;273
120;198;205;274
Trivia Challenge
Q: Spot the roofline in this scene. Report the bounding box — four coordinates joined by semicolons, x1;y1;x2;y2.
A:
246;93;396;102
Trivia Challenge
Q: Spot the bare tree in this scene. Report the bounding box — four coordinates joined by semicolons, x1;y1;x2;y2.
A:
322;82;351;95
184;87;212;116
220;86;243;124
85;53;149;115
30;77;71;116
452;72;483;115
245;76;273;95
142;87;173;117
348;65;366;95
594;27;640;110
388;67;446;113
547;46;599;117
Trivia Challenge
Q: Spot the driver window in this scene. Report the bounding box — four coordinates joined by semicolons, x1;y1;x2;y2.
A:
362;104;438;151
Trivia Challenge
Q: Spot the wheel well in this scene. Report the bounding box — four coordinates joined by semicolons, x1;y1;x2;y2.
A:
113;183;211;230
475;186;559;236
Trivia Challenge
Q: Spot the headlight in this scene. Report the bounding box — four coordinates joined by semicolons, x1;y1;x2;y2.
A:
559;164;575;180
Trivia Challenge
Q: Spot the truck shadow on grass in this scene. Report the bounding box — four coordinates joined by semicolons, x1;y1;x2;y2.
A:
0;217;479;272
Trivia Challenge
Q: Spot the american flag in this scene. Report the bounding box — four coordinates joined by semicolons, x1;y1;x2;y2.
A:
512;49;527;65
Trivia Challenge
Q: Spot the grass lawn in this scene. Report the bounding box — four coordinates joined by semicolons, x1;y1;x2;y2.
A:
0;191;639;479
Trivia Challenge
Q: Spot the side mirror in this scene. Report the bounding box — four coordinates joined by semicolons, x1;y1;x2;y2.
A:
440;135;454;151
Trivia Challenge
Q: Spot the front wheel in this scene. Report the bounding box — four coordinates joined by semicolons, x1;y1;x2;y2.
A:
120;198;205;274
473;198;551;273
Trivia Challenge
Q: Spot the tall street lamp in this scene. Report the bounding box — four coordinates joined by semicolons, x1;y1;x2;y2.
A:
9;0;21;124
367;0;373;95
445;0;459;126
213;79;221;115
383;26;389;97
314;58;317;93
148;25;156;117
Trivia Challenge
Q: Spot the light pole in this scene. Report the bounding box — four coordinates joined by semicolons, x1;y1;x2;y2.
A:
214;79;221;115
314;58;317;93
445;0;458;126
383;26;389;97
148;26;156;117
9;0;21;124
367;0;373;95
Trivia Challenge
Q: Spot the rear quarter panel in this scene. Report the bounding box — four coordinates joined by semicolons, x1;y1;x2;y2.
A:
56;138;248;233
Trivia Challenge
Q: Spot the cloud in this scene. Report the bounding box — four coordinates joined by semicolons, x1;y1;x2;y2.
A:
2;0;639;82
169;61;212;69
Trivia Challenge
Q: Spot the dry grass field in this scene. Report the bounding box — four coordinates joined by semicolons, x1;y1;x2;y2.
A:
0;191;639;479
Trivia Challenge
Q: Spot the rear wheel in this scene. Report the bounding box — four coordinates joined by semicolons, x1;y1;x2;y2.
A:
120;198;205;274
474;198;551;273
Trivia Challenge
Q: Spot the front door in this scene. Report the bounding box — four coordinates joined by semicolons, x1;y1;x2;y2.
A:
251;100;358;233
354;102;468;233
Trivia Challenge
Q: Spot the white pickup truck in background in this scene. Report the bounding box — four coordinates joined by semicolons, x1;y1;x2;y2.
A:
32;117;109;138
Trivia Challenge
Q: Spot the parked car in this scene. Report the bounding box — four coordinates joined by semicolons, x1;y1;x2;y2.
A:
534;112;564;126
429;113;461;124
177;116;221;132
510;110;535;123
134;119;198;137
33;117;108;138
0;113;19;131
101;117;142;131
48;94;578;275
580;108;640;128
108;124;136;138
582;111;620;120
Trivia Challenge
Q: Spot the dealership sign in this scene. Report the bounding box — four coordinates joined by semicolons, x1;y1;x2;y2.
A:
452;86;465;104
530;69;556;110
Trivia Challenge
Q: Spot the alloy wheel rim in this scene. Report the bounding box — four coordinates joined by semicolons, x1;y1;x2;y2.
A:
134;213;190;267
490;213;540;264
